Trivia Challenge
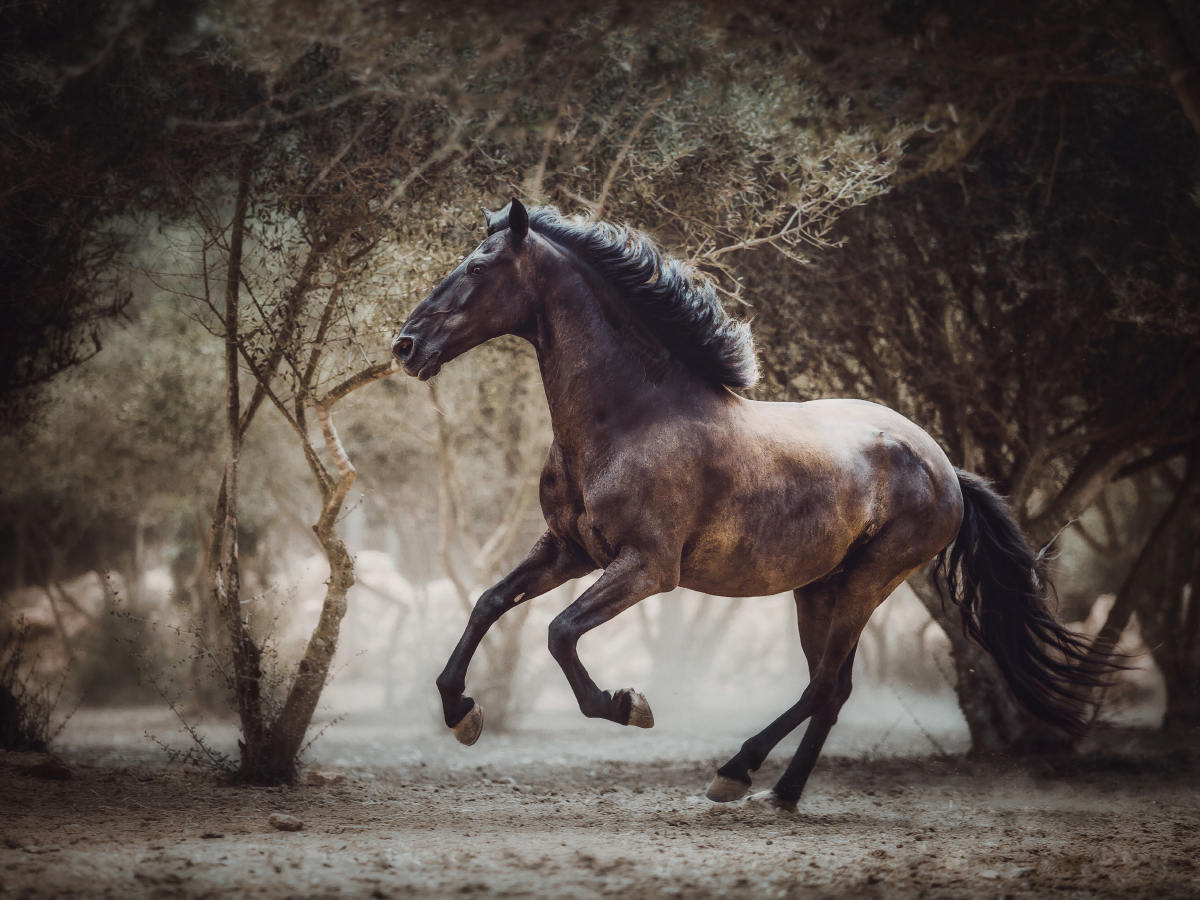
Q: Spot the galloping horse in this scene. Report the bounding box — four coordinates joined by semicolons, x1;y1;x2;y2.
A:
392;199;1099;810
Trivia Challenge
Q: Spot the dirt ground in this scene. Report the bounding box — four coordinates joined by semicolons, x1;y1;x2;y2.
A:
2;710;1199;900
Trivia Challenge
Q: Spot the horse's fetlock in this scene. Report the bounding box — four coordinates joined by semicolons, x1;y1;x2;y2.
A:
716;760;753;784
579;697;607;719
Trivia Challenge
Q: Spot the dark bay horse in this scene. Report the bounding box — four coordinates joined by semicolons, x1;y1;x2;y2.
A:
392;199;1100;810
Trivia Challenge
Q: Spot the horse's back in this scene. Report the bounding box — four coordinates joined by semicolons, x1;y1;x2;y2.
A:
746;398;957;491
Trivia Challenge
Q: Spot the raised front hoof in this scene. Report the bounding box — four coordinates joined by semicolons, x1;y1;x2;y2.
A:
451;700;484;746
706;774;751;803
617;689;654;728
744;789;798;814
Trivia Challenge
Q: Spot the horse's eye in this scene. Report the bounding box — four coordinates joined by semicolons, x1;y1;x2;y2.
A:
469;263;486;276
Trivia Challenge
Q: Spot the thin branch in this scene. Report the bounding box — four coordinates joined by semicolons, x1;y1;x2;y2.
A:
594;91;670;221
317;359;401;410
315;405;357;537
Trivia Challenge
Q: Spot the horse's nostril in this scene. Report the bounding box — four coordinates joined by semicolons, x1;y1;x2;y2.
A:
393;336;414;361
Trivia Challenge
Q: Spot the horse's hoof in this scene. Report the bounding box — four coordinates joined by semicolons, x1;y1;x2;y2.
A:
619;689;654;728
451;700;483;746
745;789;798;814
706;774;752;803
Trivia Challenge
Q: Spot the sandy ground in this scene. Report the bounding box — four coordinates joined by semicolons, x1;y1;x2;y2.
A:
1;709;1198;900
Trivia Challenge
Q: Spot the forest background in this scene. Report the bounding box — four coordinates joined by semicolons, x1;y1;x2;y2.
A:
1;0;1198;783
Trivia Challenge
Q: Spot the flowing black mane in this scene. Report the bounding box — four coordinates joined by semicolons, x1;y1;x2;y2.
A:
519;206;760;390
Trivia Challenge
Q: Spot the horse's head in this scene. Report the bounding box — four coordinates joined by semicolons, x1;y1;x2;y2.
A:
392;198;536;380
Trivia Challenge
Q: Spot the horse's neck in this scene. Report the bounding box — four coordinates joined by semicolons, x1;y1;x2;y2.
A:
529;268;677;461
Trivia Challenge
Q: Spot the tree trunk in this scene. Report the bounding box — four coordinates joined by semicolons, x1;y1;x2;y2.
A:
1086;451;1200;667
1134;464;1200;733
191;175;398;783
1161;658;1200;732
476;602;534;731
208;151;269;765
237;403;359;784
427;381;542;732
240;528;354;783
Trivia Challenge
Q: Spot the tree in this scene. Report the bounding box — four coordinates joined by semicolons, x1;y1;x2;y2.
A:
160;122;405;781
1139;457;1200;731
1083;448;1200;731
737;67;1199;751
181;1;910;762
0;0;215;428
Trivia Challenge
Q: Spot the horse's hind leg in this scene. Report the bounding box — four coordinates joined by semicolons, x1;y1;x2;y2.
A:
706;582;841;802
709;511;937;805
763;643;858;810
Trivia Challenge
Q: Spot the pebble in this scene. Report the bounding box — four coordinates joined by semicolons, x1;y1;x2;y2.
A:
269;813;304;832
305;771;347;786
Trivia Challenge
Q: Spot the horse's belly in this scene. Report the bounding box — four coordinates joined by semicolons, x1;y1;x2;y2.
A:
677;515;850;598
678;567;800;598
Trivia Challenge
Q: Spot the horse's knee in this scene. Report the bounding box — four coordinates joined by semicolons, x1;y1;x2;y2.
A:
471;587;508;624
813;673;855;728
547;614;576;660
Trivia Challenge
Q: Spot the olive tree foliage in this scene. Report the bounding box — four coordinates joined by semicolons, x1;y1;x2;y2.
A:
0;1;219;429
208;0;905;292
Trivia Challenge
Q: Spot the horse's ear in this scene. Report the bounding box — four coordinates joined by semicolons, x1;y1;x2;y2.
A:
481;207;501;235
508;198;529;244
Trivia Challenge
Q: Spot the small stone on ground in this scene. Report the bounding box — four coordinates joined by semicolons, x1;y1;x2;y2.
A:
269;813;303;832
305;770;347;785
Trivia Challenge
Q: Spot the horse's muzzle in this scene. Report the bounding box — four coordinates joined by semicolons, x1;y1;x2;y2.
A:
392;334;442;380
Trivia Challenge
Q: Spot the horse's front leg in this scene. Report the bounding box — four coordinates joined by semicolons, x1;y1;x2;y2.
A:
548;546;676;727
436;530;594;744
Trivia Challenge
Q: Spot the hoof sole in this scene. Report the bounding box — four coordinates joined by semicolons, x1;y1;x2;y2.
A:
745;789;798;814
620;689;654;729
451;700;483;746
706;774;751;803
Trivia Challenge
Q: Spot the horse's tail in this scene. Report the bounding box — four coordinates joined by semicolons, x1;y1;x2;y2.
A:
934;469;1112;738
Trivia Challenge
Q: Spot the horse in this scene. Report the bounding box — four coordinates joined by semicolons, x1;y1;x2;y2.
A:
391;198;1102;811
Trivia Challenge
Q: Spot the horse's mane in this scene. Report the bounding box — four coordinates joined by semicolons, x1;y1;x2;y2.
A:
524;206;760;390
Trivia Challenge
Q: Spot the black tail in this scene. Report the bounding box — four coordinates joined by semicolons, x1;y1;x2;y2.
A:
934;469;1113;738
